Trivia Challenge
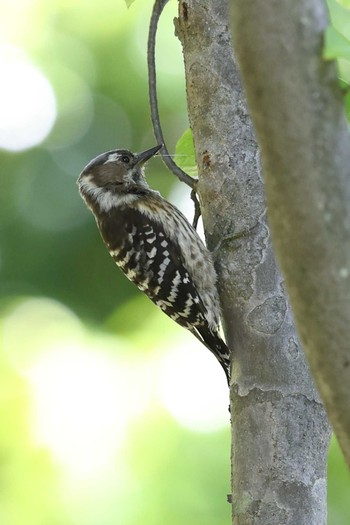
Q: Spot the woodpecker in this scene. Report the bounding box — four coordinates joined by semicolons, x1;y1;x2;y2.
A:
77;145;231;383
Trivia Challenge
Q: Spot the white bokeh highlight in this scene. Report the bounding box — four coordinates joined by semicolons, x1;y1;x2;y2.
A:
0;45;57;151
27;345;129;477
157;339;229;432
3;295;228;484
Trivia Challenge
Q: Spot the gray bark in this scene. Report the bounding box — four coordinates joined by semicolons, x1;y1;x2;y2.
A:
231;0;350;468
175;1;331;524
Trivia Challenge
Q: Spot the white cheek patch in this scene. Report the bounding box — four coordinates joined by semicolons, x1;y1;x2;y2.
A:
78;174;138;212
78;175;101;200
97;191;139;212
96;191;120;212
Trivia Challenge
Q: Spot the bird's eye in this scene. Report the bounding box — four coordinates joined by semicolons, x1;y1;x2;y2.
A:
121;155;130;163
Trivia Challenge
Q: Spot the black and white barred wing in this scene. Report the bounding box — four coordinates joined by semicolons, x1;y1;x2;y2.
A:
99;206;209;331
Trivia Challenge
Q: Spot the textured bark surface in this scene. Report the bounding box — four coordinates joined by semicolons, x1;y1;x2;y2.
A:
231;0;350;468
175;1;331;524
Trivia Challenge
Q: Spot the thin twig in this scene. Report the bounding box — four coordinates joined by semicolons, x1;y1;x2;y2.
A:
191;188;201;229
147;0;197;192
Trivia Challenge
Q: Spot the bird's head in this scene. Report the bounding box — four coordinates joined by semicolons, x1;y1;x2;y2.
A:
78;144;162;200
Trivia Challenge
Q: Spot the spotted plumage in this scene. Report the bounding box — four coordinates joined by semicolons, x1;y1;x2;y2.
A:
77;145;231;383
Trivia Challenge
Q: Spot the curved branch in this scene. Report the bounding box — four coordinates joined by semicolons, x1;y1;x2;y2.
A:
147;0;197;190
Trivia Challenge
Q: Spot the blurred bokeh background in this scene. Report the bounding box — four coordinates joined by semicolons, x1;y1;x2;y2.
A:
0;0;348;523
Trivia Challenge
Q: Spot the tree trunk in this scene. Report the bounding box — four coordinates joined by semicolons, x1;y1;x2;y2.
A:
231;0;350;468
175;0;331;523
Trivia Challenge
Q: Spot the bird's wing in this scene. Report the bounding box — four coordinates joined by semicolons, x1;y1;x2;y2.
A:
98;205;209;330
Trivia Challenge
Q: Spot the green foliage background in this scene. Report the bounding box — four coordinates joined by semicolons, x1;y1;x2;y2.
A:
0;0;348;524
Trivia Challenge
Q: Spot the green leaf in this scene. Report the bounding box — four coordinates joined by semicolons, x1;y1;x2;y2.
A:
124;0;135;6
324;26;350;60
326;0;350;41
175;128;198;178
338;58;350;85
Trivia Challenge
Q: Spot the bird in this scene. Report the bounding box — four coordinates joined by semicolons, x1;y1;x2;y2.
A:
77;144;231;384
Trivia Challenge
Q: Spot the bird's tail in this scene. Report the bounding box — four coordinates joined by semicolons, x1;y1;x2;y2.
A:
192;327;231;385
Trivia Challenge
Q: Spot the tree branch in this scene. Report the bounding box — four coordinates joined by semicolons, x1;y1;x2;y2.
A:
177;0;331;523
231;0;350;467
147;0;197;190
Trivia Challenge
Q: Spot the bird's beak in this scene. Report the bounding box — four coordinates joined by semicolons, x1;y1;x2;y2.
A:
134;144;162;166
